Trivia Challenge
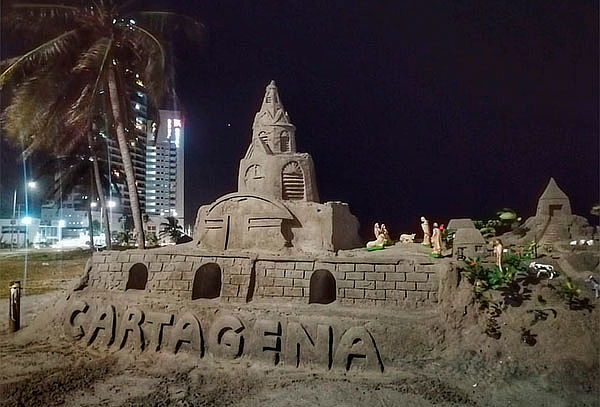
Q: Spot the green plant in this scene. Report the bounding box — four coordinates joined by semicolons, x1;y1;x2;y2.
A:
557;277;580;305
463;257;487;284
479;226;497;238
115;231;130;246
146;232;158;247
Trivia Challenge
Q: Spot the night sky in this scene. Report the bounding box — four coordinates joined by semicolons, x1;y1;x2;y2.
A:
174;1;598;236
3;1;599;237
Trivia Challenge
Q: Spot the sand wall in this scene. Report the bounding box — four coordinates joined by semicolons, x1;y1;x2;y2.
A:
87;248;448;308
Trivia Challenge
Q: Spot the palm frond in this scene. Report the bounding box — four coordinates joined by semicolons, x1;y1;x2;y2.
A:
0;29;80;88
2;3;81;38
72;37;112;73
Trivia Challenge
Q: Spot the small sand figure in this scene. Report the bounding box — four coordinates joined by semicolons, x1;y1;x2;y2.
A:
431;222;442;256
381;224;392;246
493;239;504;271
373;223;381;240
366;234;386;250
586;275;599;298
421;217;431;246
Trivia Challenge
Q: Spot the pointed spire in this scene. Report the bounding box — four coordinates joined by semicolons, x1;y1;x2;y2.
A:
539;177;568;201
253;80;293;128
536;177;572;217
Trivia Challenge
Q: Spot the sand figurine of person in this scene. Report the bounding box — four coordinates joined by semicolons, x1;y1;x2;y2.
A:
431;222;442;256
381;224;392;246
493;239;504;271
374;223;381;240
421;217;431;246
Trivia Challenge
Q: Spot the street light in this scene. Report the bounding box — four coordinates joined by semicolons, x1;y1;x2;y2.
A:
21;216;33;226
107;200;117;208
27;181;37;189
90;202;98;208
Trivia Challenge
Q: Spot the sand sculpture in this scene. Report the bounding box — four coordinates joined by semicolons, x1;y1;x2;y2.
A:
519;178;593;245
452;227;486;260
52;84;598;381
431;223;442;256
493;239;504;271
193;81;361;253
420;217;431;246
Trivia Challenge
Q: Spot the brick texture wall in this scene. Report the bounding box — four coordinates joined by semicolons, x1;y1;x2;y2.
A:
88;250;449;307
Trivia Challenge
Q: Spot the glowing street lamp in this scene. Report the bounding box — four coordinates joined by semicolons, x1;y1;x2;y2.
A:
90;202;98;208
107;200;117;208
27;181;37;189
58;220;66;228
21;216;33;226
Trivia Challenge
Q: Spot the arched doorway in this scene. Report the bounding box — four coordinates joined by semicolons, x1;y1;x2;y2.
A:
309;269;336;304
126;263;148;290
192;263;222;300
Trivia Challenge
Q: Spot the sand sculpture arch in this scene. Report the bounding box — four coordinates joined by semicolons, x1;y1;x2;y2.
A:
309;269;337;304
282;161;305;200
125;263;148;290
192;263;222;300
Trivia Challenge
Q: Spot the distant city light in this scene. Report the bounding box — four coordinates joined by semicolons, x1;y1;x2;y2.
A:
90;202;98;208
107;200;117;208
129;19;136;24
58;220;66;228
27;181;37;189
21;216;33;225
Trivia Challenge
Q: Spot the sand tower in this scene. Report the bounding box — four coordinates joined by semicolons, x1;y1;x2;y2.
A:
194;81;361;252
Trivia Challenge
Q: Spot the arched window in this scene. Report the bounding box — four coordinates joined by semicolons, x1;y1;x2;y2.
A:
281;161;305;200
192;263;222;300
126;263;148;290
309;270;336;304
244;164;264;192
280;131;290;152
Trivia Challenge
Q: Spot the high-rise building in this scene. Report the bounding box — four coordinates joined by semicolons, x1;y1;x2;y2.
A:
145;109;184;225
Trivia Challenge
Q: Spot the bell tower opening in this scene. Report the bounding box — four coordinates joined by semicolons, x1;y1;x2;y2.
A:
282;161;305;200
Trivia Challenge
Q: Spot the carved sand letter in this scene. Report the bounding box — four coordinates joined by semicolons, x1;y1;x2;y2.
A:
115;307;145;351
63;300;89;339
143;312;174;351
87;304;116;346
284;322;332;368
207;315;245;359
167;312;204;355
253;319;282;365
333;326;383;372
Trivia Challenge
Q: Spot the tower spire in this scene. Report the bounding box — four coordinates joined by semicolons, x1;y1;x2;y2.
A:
251;80;296;154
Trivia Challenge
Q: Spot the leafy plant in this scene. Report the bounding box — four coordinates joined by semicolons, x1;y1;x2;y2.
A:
146;232;158;247
557;277;581;305
463;257;487;284
115;231;130;246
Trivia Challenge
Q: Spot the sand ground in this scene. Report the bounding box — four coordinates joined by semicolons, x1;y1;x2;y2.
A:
0;282;598;407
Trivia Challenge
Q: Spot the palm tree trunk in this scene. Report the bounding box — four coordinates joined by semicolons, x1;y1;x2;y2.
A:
107;67;145;249
87;129;112;249
86;191;94;250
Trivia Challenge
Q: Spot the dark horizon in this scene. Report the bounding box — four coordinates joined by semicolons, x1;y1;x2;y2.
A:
1;0;598;239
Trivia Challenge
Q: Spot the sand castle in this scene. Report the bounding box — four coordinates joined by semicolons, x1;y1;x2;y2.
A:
60;82;598;376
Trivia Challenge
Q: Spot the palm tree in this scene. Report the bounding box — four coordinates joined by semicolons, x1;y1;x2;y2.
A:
0;1;202;249
159;216;183;243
